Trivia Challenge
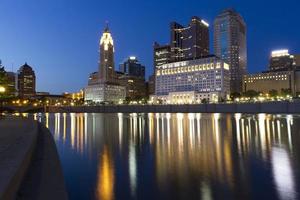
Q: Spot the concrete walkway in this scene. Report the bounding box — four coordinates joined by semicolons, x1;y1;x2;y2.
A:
0;118;68;200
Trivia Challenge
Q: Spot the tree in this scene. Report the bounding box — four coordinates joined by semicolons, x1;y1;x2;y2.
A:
0;66;9;99
269;89;278;97
281;88;292;96
230;92;241;100
243;90;260;98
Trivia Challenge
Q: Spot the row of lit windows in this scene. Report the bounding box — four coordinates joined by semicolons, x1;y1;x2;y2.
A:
156;64;225;76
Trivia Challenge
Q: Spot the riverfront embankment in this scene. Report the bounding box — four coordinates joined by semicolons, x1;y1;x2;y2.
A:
2;101;300;114
47;101;300;114
0;118;67;200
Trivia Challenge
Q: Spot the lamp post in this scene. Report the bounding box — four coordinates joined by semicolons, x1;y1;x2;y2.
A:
0;86;5;107
0;86;5;93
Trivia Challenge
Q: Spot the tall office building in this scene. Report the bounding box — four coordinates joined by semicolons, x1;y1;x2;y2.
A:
153;42;171;71
99;25;115;83
85;24;125;104
117;56;147;100
6;72;17;96
17;63;36;98
119;56;145;79
269;49;296;71
214;9;247;93
170;16;209;62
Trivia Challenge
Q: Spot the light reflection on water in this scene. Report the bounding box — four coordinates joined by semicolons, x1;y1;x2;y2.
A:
30;113;300;200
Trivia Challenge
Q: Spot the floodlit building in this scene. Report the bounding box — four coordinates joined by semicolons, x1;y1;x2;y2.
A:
84;24;125;104
17;63;36;98
152;56;230;104
269;49;297;71
243;49;300;96
214;9;247;93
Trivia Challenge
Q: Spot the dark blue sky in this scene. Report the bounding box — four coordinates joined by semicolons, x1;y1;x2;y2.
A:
0;0;299;94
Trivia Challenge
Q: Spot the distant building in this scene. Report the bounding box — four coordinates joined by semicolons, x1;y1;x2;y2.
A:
243;49;300;96
119;56;145;79
6;72;17;96
170;16;209;62
84;25;126;104
117;56;147;100
150;43;172;95
243;71;296;95
295;54;300;66
153;43;171;69
269;49;297;71
214;9;247;93
117;72;147;100
17;63;36;98
150;16;210;96
152;56;230;104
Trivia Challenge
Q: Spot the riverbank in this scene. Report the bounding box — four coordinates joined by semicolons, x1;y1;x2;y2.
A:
47;101;300;114
0;118;67;199
2;101;300;114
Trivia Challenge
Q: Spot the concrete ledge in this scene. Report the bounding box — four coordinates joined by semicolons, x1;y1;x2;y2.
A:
44;101;300;114
0;119;67;200
17;123;68;200
0;119;38;200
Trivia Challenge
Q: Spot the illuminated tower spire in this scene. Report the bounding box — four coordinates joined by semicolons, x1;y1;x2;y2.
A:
99;23;115;83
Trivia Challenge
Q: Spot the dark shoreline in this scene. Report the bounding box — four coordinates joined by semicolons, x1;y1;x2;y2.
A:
2;101;300;114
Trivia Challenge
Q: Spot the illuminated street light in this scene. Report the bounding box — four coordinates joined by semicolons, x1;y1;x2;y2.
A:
0;86;6;93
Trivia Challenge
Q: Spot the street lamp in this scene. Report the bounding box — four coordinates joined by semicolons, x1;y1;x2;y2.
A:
0;86;5;93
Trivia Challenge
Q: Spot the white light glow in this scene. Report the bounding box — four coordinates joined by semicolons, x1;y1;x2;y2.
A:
271;49;289;57
201;20;209;27
100;32;114;51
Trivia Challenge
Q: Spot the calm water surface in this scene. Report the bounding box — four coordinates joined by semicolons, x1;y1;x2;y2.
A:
30;113;300;200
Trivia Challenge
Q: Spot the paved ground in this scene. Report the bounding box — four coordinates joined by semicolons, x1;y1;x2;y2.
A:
0;118;68;200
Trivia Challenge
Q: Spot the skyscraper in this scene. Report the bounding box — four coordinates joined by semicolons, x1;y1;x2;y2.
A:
17;63;36;98
214;9;247;93
85;24;126;104
99;25;115;83
170;16;209;62
119;56;145;79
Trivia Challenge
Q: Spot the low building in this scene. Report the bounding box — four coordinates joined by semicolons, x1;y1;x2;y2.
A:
243;70;300;96
85;83;125;104
117;72;146;100
152;56;230;104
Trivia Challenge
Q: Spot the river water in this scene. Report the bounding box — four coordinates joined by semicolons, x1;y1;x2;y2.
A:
30;113;300;200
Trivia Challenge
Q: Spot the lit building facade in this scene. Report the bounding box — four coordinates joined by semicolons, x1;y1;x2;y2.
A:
153;56;230;104
243;71;295;95
269;50;297;71
6;72;17;97
119;56;145;79
84;25;126;104
117;56;147;100
243;49;300;96
17;63;36;98
170;16;210;62
214;9;247;93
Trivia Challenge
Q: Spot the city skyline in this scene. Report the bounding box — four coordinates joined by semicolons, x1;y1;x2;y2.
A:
0;0;300;93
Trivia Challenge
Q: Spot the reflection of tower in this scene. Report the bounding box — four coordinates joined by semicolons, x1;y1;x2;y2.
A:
96;146;114;200
99;24;115;83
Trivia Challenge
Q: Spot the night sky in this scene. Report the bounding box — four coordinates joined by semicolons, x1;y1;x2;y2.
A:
0;0;299;94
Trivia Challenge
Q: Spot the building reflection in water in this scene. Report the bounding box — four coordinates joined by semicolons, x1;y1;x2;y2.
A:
96;146;115;200
34;112;299;199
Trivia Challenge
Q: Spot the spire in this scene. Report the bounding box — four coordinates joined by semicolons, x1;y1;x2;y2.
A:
104;21;109;33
